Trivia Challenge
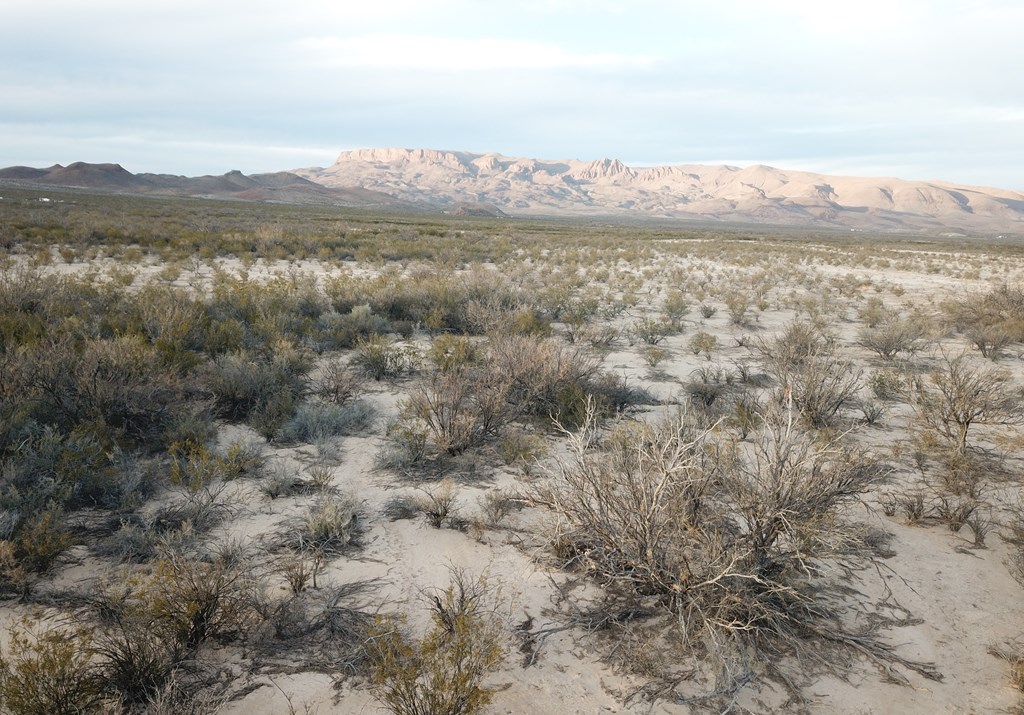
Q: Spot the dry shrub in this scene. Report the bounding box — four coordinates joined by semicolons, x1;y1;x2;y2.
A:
858;317;929;360
534;401;938;696
200;344;311;434
116;546;264;652
478;489;518;527
687;331;718;359
416;479;461;529
1006;496;1024;586
488;333;650;427
131;284;208;370
989;642;1024;696
947;285;1024;359
312;358;361;405
21;334;188;449
911;351;1024;456
402;368;512;456
426;335;485;373
91;614;180;707
264;581;379;675
497;428;547;471
760;322;861;428
292;493;361;553
353;335;419;381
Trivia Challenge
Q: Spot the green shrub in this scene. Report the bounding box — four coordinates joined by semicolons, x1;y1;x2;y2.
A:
724;291;751;325
661;290;689;328
631;317;671;345
130;285;208;371
12;510;73;573
416;479;462;529
370;571;504;715
18;335;188;450
4;426;116;511
353;335;419;381
317;305;390;350
279;400;377;443
641;345;669;368
868;368;906;400
378;418;430;469
0;619;104;715
497;429;548;469
687;331;718;359
427;335;484;373
200;346;311;426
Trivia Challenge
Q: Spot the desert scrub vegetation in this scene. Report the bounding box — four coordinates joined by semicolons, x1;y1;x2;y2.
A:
6;191;1024;710
385;333;653;465
757;320;862;428
0;617;107;714
532;401;939;696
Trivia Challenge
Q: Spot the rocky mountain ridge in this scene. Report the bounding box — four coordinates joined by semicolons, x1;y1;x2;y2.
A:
4;152;1023;233
297;148;1024;232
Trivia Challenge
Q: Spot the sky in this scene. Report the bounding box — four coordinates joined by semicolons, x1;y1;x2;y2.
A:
3;0;1023;189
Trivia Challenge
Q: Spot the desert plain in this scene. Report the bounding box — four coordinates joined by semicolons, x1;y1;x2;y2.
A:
0;187;1022;714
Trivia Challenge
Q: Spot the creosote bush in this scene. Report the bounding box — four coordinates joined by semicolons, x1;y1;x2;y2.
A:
0;618;105;715
858;317;929;360
200;343;312;437
759;321;861;428
370;570;505;715
353;335;419;381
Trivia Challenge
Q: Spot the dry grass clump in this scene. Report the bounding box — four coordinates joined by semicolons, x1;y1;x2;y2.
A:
290;493;362;553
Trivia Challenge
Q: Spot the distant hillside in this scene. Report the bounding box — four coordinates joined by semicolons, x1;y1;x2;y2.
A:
0;162;420;211
296;148;1024;233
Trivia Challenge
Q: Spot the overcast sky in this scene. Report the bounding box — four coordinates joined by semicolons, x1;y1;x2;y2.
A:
3;0;1022;188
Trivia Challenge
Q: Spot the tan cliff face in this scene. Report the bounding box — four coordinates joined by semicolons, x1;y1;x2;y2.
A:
297;148;1024;232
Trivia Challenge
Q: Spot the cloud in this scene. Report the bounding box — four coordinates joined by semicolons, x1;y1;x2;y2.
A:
0;0;1021;188
295;34;655;72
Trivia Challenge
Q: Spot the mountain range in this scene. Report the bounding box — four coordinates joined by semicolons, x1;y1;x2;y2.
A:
4;150;1024;233
0;162;416;210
